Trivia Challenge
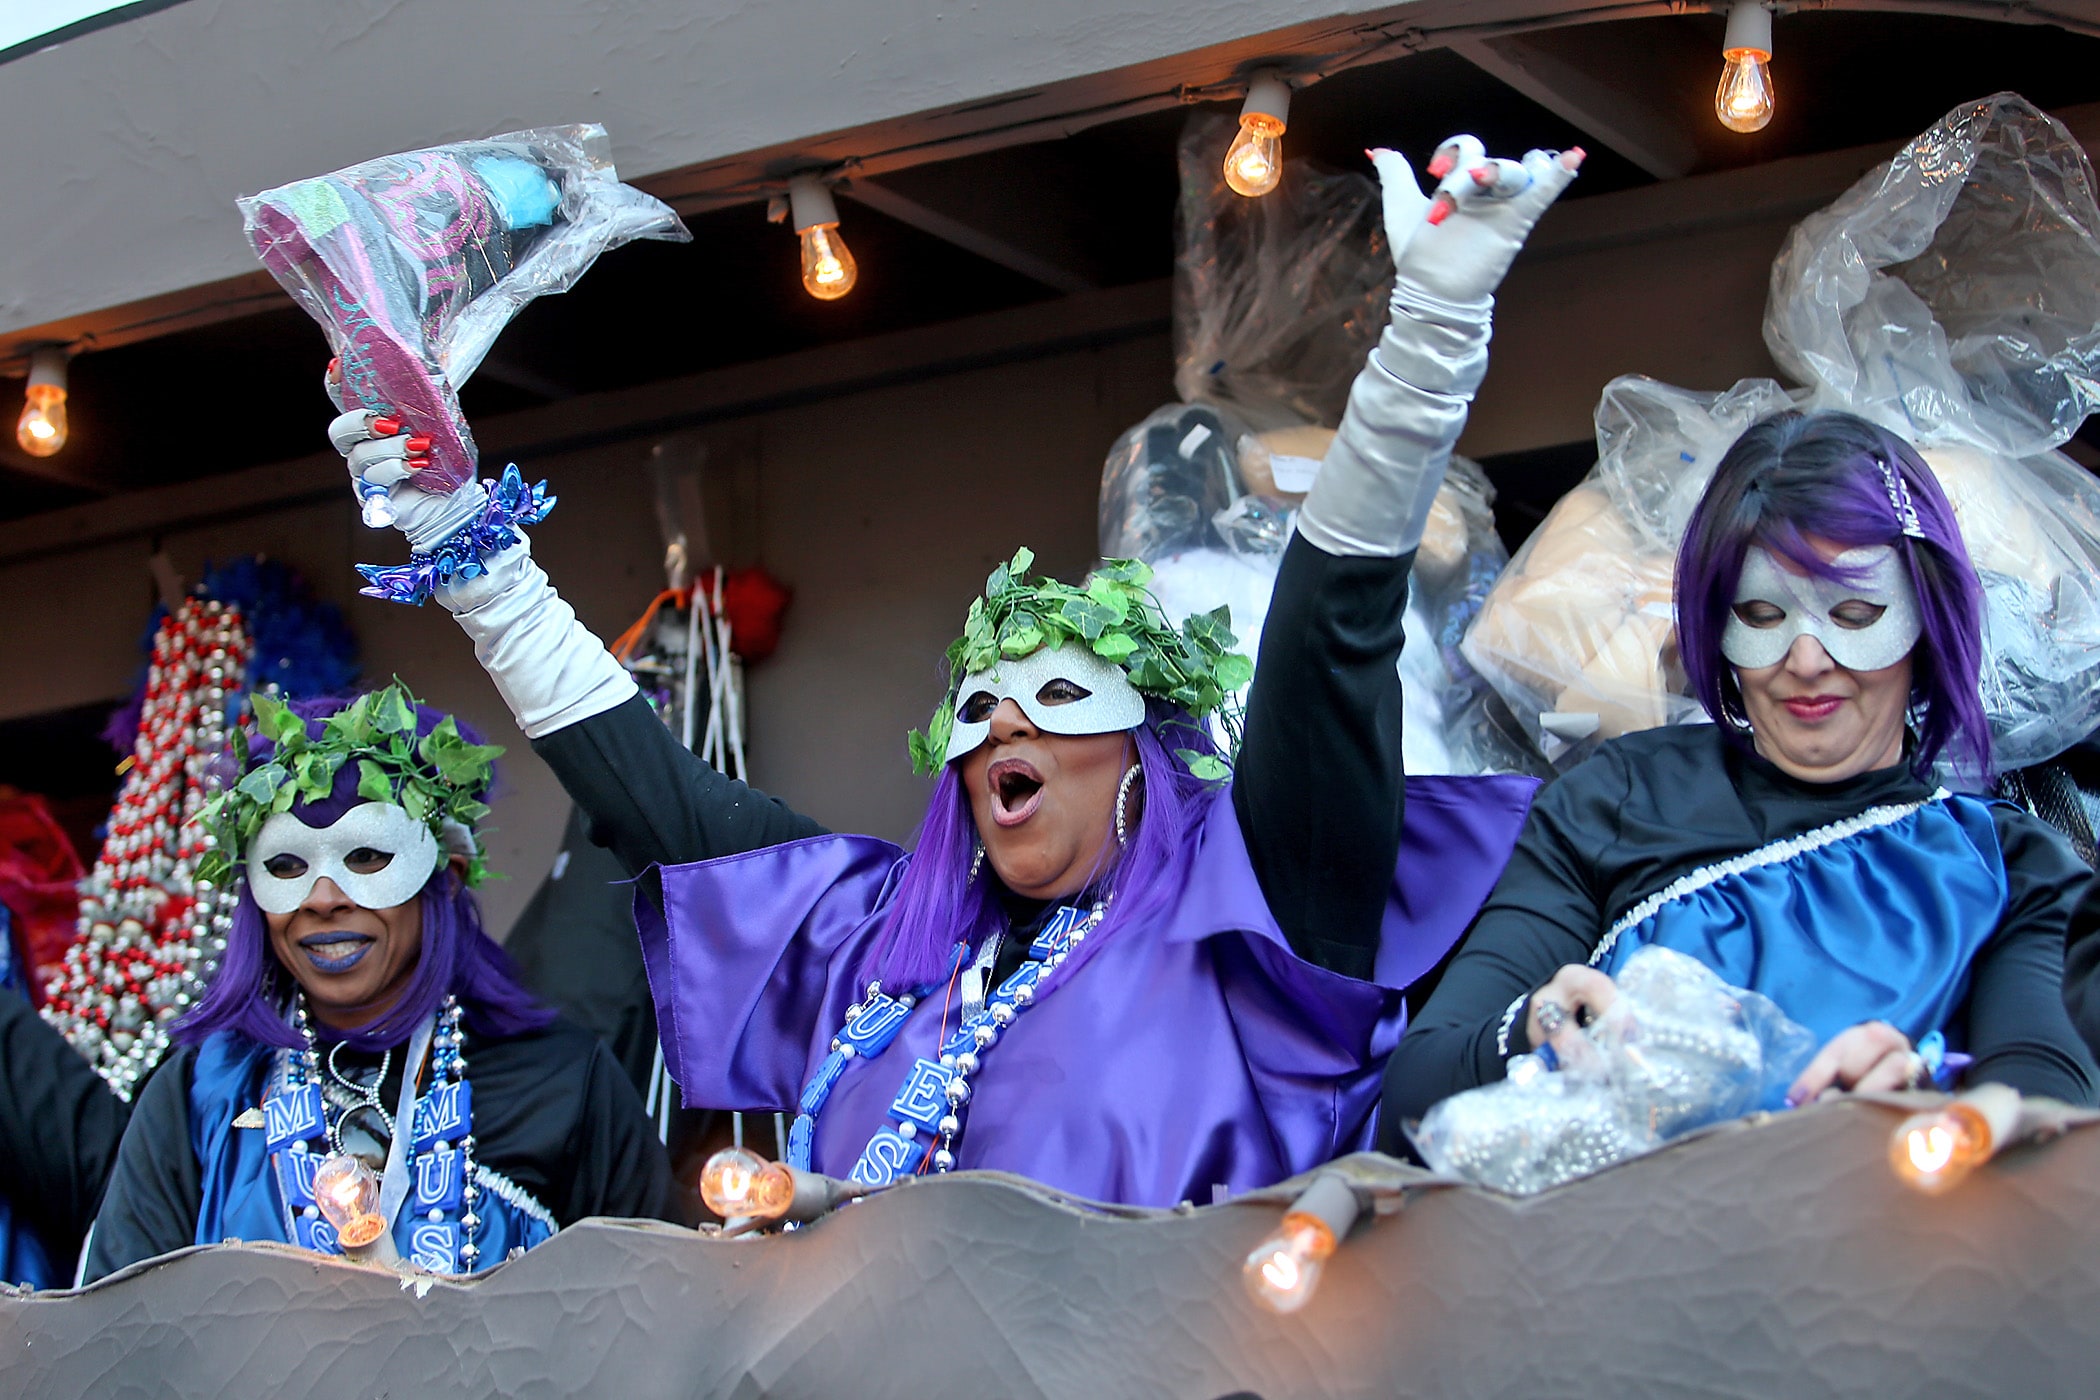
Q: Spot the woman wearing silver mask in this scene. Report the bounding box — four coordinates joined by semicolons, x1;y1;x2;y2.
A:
84;687;673;1280
321;137;1578;1206
1385;411;2099;1132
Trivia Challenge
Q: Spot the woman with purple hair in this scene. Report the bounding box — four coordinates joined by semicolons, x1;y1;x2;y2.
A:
1385;411;2098;1134
322;136;1581;1206
82;685;673;1281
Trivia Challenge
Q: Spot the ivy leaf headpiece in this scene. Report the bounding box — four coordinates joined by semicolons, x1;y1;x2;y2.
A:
195;680;503;891
907;548;1251;779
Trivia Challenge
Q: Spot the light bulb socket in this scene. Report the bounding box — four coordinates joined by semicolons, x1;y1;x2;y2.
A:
787;176;842;233
26;347;67;393
1280;1171;1363;1241
1238;71;1291;133
1723;2;1773;58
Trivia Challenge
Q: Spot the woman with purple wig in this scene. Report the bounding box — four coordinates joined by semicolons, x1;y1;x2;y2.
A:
82;685;672;1281
322;136;1581;1207
1385;411;2099;1134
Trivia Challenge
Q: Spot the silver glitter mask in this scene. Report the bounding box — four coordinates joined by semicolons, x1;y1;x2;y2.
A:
1721;545;1922;673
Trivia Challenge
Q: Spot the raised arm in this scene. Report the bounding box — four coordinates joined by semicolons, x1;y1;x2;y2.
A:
0;988;131;1271
325;419;823;874
1235;138;1581;978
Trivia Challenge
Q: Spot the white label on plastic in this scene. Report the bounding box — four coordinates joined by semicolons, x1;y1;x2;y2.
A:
1177;424;1213;459
550;849;572;881
1267;454;1323;493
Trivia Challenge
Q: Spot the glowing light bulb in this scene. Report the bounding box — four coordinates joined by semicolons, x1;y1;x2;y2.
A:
1888;1085;2022;1195
786;176;859;302
16;348;69;458
312;1154;387;1248
1223;71;1292;198
1715;3;1776;134
700;1146;795;1221
799;223;858;301
1223;122;1284;198
1242;1214;1336;1313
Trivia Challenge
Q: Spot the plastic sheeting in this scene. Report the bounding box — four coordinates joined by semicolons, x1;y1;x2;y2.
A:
1104;117;1515;775
1463;94;2100;773
240;124;688;495
8;1101;2099;1398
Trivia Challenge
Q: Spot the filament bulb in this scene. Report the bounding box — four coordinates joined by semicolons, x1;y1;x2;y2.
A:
1715;49;1775;133
1223;120;1285;198
312;1154;387;1248
1242;1214;1337;1314
1888;1101;1998;1195
16;347;69;458
799;223;858;301
700;1146;796;1221
1223;70;1291;198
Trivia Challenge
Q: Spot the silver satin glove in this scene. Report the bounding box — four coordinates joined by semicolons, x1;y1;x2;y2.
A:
1298;137;1582;558
329;410;636;738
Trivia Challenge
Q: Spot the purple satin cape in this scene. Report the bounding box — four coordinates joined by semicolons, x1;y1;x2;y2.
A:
635;774;1535;1207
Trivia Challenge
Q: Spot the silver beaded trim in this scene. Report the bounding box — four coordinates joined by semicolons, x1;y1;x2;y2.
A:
470;1166;557;1234
1588;791;1947;971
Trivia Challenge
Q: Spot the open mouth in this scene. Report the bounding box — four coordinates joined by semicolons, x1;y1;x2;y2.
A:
987;758;1046;827
299;931;376;975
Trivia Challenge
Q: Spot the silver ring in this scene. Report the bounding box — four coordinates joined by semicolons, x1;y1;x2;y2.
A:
1533;998;1568;1037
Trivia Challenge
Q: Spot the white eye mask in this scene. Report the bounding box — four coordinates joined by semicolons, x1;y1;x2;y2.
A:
246;801;441;915
943;643;1147;764
1721;545;1922;673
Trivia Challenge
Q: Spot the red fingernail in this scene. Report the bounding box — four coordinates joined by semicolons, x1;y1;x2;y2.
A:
1470;165;1496;186
371;416;401;437
1427;149;1456;179
406;457;430;473
1565;147;1587;169
405;435;432;454
327;357;340;374
1425;193;1456;226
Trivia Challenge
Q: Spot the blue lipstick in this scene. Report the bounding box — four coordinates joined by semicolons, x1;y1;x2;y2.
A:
299;932;374;974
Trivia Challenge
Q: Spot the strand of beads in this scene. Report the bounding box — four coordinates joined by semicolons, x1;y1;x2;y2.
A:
42;597;252;1098
432;996;485;1271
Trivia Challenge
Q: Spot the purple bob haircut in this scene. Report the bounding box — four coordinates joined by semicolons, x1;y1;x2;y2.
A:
1675;410;1991;779
864;699;1222;988
177;695;552;1052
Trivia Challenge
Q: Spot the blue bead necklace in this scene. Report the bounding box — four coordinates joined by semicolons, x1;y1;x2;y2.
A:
262;994;483;1272
787;901;1105;1186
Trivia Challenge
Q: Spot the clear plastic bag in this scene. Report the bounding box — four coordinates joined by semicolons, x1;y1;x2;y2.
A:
240;124;688;494
1409;946;1815;1196
1461;94;2100;772
1460;377;1795;767
1766;92;2100;770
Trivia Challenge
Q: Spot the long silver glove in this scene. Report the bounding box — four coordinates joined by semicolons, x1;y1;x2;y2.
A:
1298;137;1581;558
331;410;637;738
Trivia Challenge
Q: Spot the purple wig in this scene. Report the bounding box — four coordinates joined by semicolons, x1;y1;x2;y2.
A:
176;695;551;1051
866;700;1222;988
1674;411;1991;778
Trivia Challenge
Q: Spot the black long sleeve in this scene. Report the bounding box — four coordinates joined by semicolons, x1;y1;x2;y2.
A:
1233;534;1416;979
82;1046;199;1282
532;694;826;879
0;988;131;1270
1384;726;2098;1139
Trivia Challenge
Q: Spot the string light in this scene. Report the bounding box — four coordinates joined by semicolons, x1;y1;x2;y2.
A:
1223;71;1292;198
786;176;859;301
16;347;69;457
698;1146;865;1232
312;1155;388;1249
1715;3;1776;133
1241;1173;1363;1315
1888;1084;2023;1195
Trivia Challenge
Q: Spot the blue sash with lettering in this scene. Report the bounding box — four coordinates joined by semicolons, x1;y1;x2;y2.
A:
1594;793;2007;1055
188;1030;554;1270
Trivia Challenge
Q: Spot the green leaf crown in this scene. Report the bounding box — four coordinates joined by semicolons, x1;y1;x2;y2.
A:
907;548;1252;779
195;680;503;892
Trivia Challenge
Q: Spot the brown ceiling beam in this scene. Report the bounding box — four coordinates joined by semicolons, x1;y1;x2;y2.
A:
1449;31;1701;179
842;180;1100;296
